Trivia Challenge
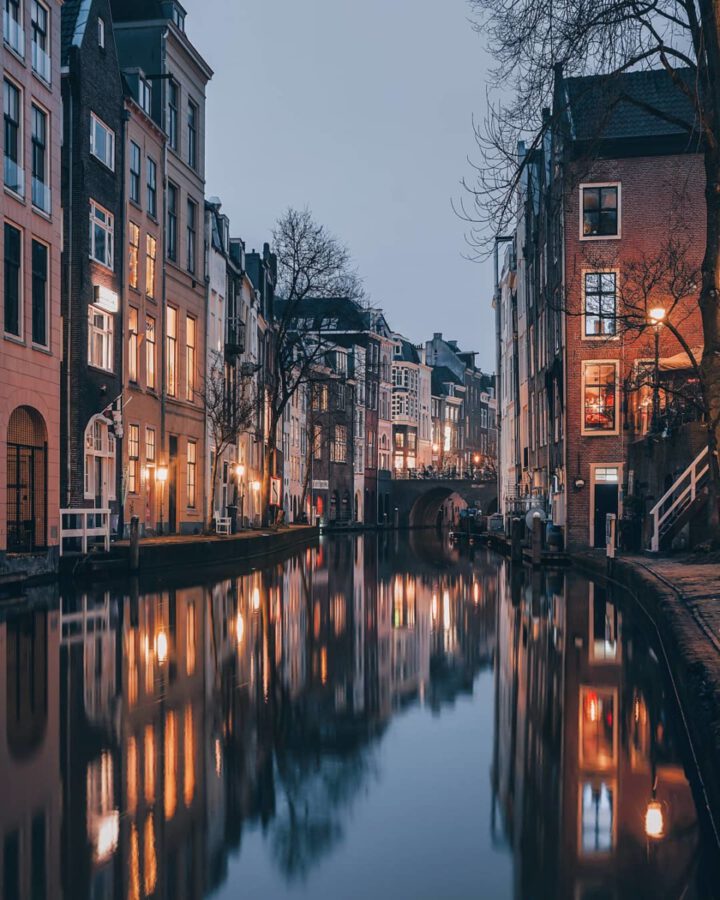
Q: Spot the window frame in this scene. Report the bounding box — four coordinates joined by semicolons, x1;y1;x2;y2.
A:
129;141;141;205
583;270;618;340
146;156;157;219
31;0;51;83
581;360;620;436
186;197;196;273
30;237;48;347
4;220;23;339
186;440;196;508
166;305;177;397
167;182;178;261
3;77;24;198
167;79;178;151
97;15;105;48
127;423;140;494
31;102;50;213
185;314;196;401
128;306;139;383
90;112;115;171
145;314;156;390
145;233;156;299
87;303;114;372
89;199;114;270
579;182;621;241
187;98;198;170
128;221;140;290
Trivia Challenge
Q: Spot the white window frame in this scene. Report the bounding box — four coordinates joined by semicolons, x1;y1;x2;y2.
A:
84;414;116;502
97;16;105;48
31;0;51;83
90;113;115;171
582;268;619;340
88;303;114;372
577;778;617;858
579;182;622;241
580;359;620;437
89;199;114;269
138;77;152;116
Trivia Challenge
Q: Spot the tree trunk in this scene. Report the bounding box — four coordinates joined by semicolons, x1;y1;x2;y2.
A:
207;451;220;533
262;426;276;527
700;145;720;535
299;421;314;516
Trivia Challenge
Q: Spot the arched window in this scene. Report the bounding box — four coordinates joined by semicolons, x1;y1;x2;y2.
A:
7;406;47;551
84;416;116;507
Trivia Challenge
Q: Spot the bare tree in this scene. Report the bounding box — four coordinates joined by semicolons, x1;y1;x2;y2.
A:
202;363;256;531
462;0;720;489
262;208;363;525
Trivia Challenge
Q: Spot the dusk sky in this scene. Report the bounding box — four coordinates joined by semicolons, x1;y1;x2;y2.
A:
186;0;497;371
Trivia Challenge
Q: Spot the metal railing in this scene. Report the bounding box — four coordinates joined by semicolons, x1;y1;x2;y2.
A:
3;11;24;56
31;41;51;82
648;445;709;552
60;508;111;556
31;177;51;213
4;156;24;197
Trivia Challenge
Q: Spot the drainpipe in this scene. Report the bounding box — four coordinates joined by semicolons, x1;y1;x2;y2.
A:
202;207;211;529
64;73;74;508
117;107;129;537
160;28;169;456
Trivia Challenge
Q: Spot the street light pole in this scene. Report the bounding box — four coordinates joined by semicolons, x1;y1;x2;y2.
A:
649;307;666;433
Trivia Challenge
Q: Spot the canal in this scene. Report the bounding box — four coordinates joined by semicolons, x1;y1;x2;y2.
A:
0;533;718;899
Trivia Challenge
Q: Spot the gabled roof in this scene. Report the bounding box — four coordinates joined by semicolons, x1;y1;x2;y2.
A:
431;366;463;397
61;0;93;64
276;296;367;332
562;68;698;145
110;0;164;22
393;337;420;364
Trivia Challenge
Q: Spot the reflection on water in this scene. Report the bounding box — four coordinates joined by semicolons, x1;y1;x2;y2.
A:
0;534;715;899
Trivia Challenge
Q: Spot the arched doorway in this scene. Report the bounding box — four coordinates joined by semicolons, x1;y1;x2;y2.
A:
84;415;116;509
7;406;47;551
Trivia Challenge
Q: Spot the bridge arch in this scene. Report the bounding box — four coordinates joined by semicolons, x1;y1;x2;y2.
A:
389;479;498;528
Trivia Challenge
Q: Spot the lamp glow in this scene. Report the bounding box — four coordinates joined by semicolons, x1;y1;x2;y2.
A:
156;465;169;484
251;480;261;492
645;800;665;839
155;630;168;664
649;307;666;326
235;463;245;479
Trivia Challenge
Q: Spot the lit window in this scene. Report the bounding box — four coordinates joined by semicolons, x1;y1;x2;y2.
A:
89;200;114;269
129;142;141;204
90;113;115;170
186;441;196;507
313;424;322;460
166;306;177;396
128;307;138;382
145;315;156;390
330;425;347;463
128;424;140;494
145;427;156;462
585;273;616;336
582;185;619;237
128;222;140;289
185;316;196;400
88;305;114;371
583;362;617;433
581;782;614;854
580;686;616;768
146;234;156;298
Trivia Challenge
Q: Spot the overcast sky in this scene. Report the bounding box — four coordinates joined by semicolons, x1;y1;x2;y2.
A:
186;0;496;371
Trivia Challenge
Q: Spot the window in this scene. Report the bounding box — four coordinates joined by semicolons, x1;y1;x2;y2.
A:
186;198;196;273
186;441;196;507
4;0;23;55
90;113;115;170
89;200;114;269
31;105;50;212
581;783;614;855
313;424;322;460
167;182;177;261
4;223;21;336
129;142;140;204
128;222;140;289
166;306;177;396
584;273;616;336
145;315;156;390
187;99;197;169
582;185;619;238
127;424;139;494
168;80;178;150
138;77;151;116
88;305;113;371
31;239;47;345
97;15;104;48
583;362;617;433
4;79;23;196
580;686;617;768
395;432;404;448
128;307;138;382
185;316;196;400
331;425;347;463
145;156;157;218
145;426;156;462
146;234;156;298
172;4;185;31
31;2;50;81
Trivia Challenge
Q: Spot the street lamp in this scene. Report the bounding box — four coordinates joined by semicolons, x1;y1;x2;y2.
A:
649;307;666;432
645;799;665;839
156;465;168;535
235;463;246;528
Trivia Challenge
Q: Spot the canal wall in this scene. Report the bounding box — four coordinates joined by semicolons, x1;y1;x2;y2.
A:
573;550;720;841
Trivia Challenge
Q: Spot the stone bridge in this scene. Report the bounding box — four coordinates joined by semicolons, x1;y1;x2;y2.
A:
388;478;498;528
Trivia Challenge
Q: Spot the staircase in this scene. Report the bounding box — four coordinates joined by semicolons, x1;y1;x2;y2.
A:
648;446;710;552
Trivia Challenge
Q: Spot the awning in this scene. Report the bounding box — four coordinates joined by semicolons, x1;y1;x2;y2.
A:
659;347;702;372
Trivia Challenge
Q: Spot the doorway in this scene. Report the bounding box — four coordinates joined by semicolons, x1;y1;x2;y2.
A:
169;436;178;533
6;407;47;552
592;466;620;548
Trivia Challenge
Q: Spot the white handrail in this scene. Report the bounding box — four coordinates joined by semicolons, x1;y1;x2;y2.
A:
649;446;709;552
60;508;110;556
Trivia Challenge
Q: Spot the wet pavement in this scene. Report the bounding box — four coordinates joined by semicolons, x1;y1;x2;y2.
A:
0;532;718;899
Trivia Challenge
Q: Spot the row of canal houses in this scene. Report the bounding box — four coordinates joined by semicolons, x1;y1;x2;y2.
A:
0;0;497;578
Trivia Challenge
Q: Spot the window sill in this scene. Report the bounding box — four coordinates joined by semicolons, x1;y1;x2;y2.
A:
4;185;26;204
87;362;115;375
129;284;141;294
579;233;622;242
580;429;620;438
31;342;52;355
129;198;143;212
31;203;52;221
146;213;159;225
31;67;51;90
90;153;116;174
145;294;157;304
581;334;620;342
89;256;114;273
3;39;25;66
4;332;25;346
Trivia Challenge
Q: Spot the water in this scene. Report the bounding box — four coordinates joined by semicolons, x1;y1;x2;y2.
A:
0;532;717;899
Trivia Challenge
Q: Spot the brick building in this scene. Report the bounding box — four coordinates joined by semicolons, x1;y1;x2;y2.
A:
111;0;213;534
60;0;125;540
496;68;705;549
1;0;62;572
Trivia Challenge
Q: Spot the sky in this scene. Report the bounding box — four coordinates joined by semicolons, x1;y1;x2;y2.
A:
186;0;497;371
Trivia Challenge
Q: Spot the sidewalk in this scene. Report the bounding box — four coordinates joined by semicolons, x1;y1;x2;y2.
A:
573;549;720;833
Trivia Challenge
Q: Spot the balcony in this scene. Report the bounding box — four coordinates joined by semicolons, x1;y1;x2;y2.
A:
225;317;246;360
32;176;51;213
4;156;25;198
32;41;51;83
3;11;24;57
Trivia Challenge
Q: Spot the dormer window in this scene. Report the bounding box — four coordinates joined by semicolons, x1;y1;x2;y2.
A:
138;77;152;115
172;6;185;31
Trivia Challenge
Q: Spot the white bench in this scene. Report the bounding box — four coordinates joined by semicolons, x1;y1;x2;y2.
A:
215;516;231;535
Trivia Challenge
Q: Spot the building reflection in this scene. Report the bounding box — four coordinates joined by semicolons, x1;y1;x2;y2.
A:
494;564;705;899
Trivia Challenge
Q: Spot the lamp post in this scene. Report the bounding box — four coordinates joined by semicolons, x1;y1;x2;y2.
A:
156;465;168;535
649;307;666;432
235;462;245;528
